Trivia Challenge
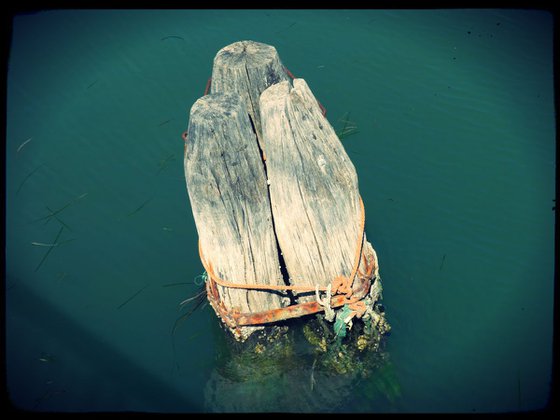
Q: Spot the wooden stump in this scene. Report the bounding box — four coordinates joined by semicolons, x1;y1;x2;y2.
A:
210;40;290;153
260;79;373;302
183;42;386;342
184;93;290;339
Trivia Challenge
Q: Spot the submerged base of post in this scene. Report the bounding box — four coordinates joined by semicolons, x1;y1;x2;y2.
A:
203;296;396;412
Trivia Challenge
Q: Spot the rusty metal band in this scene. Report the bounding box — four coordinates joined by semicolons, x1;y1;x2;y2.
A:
205;251;374;329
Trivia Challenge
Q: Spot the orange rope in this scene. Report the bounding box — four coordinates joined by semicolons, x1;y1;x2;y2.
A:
199;196;365;295
204;77;212;96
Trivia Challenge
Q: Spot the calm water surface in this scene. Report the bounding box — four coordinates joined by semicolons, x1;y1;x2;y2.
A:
5;9;555;413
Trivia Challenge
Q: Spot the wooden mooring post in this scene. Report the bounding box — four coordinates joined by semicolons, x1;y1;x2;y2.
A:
184;41;385;342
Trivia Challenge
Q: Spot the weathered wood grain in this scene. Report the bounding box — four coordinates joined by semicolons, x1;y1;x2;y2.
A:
260;79;372;302
210;40;290;153
184;93;290;338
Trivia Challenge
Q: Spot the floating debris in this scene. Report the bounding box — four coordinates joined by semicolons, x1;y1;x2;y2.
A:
161;35;185;41
162;226;173;232
35;227;64;272
16;137;32;154
161;281;192;288
43;206;72;230
32;242;59;247
34;192;88;226
36;203;71;224
439;254;446;270
16;164;43;195
117;284;149;310
127;197;153;217
38;352;55;363
157;153;176;174
179;288;207;307
172;285;207;335
336;112;359;140
31;238;75;247
86;80;98;89
158;118;173;127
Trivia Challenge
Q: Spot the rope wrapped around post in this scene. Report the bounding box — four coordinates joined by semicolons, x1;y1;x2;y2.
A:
199;196;377;331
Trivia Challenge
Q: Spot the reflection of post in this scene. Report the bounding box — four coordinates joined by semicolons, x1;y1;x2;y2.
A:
184;93;290;341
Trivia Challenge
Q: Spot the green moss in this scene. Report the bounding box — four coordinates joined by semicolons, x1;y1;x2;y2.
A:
216;325;297;383
303;322;327;352
212;303;396;399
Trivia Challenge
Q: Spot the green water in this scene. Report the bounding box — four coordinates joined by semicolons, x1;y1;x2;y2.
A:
5;9;555;413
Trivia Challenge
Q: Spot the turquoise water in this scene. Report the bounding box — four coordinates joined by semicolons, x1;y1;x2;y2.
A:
5;9;555;413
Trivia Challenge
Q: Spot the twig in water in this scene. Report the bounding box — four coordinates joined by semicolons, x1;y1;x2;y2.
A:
31;238;75;247
44;206;73;230
157;153;176;174
158;119;173;127
32;242;58;247
172;286;207;335
179;289;207;307
439;254;446;271
17;137;32;154
310;357;317;391
86;80;98;89
35;227;64;272
117;284;150;310
161;282;193;288
127;197;153;217
161;35;185;41
172;296;206;336
16;165;43;195
34;193;88;225
36;203;72;224
336;112;359;140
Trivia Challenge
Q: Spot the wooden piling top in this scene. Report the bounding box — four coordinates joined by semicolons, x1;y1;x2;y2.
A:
210;40;290;152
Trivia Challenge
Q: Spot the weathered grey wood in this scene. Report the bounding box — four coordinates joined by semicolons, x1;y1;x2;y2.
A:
184;93;290;337
211;40;290;153
260;79;372;302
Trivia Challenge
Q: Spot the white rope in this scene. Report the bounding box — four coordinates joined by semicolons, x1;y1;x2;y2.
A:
315;283;335;322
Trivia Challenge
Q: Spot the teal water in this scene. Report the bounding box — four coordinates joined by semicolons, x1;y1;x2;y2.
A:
5;9;555;413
